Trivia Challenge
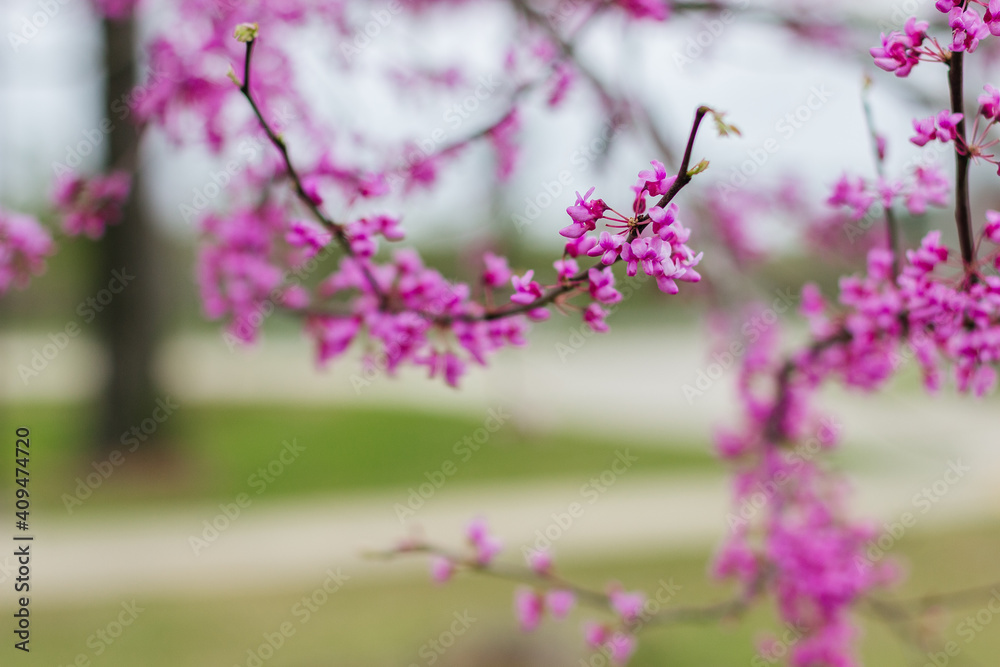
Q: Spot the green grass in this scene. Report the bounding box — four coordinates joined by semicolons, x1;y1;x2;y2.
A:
12;524;1000;666
0;404;717;516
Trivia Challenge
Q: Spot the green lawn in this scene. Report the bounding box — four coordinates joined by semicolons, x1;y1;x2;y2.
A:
1;404;718;515
12;524;1000;666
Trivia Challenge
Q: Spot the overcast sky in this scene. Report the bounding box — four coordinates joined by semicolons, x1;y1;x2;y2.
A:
1;0;989;249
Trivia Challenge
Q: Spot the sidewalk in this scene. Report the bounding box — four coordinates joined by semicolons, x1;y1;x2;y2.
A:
2;328;999;602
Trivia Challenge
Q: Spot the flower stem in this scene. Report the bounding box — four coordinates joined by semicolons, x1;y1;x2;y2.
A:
948;51;976;272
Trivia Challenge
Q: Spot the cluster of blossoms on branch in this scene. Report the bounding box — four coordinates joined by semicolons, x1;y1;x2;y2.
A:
0;171;130;298
386;517;647;666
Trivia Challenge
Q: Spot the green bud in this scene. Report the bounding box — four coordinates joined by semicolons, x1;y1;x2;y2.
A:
234;22;259;43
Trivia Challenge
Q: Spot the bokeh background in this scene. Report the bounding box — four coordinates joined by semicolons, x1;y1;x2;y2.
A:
2;0;1000;665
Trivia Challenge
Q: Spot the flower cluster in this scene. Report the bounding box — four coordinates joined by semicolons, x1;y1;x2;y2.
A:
560;161;703;297
0;209;54;296
825;162;950;221
796;229;1000;397
911;110;963;147
870;17;930;76
52;171;131;239
195;157;702;387
400;520;650;666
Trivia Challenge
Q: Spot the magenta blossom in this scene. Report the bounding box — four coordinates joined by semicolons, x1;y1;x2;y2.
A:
482;252;512;287
562;188;608;238
514;588;543;631
0;209;55;295
52;171;131;239
587;231;626;265
588;267;623;304
510;270;544;304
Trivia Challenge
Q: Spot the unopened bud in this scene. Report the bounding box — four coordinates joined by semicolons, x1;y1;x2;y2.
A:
234;22;258;43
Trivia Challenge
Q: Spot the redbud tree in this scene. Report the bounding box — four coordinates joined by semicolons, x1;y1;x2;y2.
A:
6;0;1000;665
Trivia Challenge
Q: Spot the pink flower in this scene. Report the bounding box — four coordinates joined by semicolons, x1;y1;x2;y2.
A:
588;267;622;304
286;219;332;257
488;109;520;181
610;589;646;622
636;160;675;197
987;0;1000;35
980;84;1000;120
425;349;466;388
547;63;575;107
583;303;610;333
53;170;131;239
910;115;939;147
0;209;54;294
514;588;543;631
587;231;625;265
935;110;964;141
607;633;637;665
905;165;950;215
870;18;928;77
545;589;576;618
949;8;990;52
565;234;598;258
827;174;874;220
620;237;668;277
562;188;607;238
307;316;361;366
527;549;552;575
430;556;455;584
554;257;579;280
648;203;678;240
583;621;609;648
511;270;544;305
482;252;512;288
466;517;503;565
616;0;669;21
984;210;1000;244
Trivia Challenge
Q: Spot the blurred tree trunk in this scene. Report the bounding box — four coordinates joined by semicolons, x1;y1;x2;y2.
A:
97;16;163;452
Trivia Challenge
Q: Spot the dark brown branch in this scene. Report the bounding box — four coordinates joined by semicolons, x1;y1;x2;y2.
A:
237;37;388;307
948;51;975;272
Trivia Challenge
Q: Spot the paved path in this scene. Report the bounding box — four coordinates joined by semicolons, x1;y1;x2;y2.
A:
1;328;999;602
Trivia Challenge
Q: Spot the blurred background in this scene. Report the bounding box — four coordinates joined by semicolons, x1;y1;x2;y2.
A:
2;0;1000;665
